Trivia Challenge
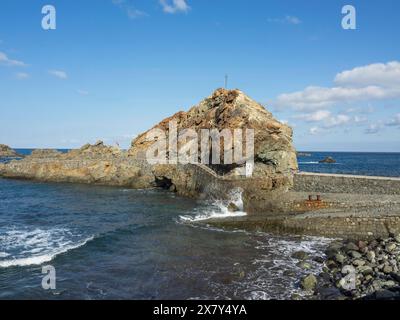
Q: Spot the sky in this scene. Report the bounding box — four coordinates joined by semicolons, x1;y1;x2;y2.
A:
0;0;399;151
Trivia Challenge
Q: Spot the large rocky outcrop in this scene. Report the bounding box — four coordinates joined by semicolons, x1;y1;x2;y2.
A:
130;88;297;175
0;89;298;214
0;144;22;158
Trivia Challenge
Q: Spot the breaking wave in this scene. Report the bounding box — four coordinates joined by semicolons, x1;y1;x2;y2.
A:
179;188;247;222
0;228;94;268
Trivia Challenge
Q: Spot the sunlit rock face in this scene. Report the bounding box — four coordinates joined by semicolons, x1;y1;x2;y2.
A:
130;88;298;177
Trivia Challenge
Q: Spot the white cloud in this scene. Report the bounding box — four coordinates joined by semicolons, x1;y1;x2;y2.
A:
48;70;68;79
276;85;399;110
293;110;331;122
275;61;400;111
335;61;400;88
160;0;190;14
268;15;302;25
0;51;26;67
323;114;351;128
386;113;400;127
15;72;29;80
112;0;147;19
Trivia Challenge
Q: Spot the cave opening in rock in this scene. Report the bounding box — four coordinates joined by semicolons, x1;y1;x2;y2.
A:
154;176;176;192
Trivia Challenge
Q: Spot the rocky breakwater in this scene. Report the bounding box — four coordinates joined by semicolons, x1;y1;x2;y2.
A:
129;88;298;212
0;144;22;158
0;141;153;188
299;234;400;300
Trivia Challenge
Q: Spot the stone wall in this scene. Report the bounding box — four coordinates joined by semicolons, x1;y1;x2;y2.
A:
293;172;400;195
209;215;400;240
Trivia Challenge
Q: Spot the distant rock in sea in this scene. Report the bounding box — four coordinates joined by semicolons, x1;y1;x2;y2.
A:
0;144;22;158
319;156;336;164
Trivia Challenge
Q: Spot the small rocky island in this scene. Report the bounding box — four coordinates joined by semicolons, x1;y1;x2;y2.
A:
319;156;336;163
0;144;22;158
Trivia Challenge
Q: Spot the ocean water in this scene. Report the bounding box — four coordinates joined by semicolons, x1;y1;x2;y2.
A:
0;178;331;300
298;152;400;177
0;151;398;299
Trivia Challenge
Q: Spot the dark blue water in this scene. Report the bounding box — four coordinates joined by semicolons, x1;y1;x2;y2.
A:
298;152;400;177
0;178;330;300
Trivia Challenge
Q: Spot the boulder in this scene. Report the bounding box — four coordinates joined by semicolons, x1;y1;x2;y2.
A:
301;274;318;291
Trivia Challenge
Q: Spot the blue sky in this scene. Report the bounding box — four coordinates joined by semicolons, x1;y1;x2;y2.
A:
0;0;399;151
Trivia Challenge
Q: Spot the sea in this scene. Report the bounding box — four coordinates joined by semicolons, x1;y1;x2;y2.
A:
0;151;399;299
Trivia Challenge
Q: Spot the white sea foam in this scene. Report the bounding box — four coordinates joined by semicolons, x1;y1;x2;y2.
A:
298;161;319;164
180;188;247;222
237;235;333;300
0;228;94;268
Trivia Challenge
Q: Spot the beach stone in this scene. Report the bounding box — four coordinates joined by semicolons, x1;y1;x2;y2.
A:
346;242;360;252
292;251;309;261
301;274;317;291
383;265;393;274
386;243;397;252
338;277;355;291
394;234;400;243
297;261;312;270
358;265;374;276
334;253;346;264
357;240;368;250
366;251;376;263
364;275;373;282
353;259;366;267
341;265;356;275
350;251;362;259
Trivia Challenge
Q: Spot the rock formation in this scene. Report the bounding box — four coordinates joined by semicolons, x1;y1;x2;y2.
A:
0;89;298;213
320;156;336;164
130;88;297;176
0;144;22;158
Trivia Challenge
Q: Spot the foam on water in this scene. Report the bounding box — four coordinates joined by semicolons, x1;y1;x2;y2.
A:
0;227;94;268
179;189;247;222
298;161;319;164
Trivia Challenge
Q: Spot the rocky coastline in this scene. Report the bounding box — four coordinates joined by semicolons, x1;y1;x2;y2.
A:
1;88;400;300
